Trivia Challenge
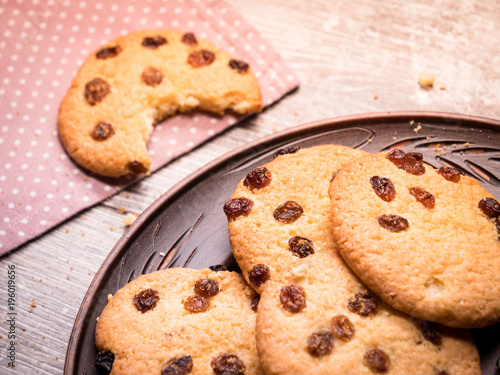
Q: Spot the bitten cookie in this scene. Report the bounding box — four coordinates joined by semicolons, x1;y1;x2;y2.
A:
329;149;500;328
224;145;368;294
58;30;262;177
95;268;263;375
256;253;481;375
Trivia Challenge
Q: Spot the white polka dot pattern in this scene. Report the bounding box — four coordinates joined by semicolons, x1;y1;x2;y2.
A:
0;0;300;254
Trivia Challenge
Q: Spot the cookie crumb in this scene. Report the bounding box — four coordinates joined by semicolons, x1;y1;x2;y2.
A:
107;294;113;301
439;85;446;90
418;73;435;88
120;207;127;213
374;93;379;100
123;213;139;226
159;252;166;256
413;124;422;133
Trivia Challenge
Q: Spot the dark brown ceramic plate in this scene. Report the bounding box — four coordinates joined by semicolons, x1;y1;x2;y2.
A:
65;111;500;374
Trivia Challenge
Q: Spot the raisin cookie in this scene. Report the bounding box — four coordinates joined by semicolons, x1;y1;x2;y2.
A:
329;149;500;328
95;268;263;375
225;145;368;294
256;252;481;375
58;30;262;177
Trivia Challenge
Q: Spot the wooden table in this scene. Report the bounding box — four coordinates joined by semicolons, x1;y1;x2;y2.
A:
2;0;499;373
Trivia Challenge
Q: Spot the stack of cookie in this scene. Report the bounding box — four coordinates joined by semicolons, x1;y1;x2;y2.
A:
95;145;500;374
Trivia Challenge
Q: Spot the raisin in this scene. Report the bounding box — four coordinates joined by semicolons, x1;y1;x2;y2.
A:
273;146;300;159
364;348;390;373
404;152;426;175
223;198;253;220
386;149;406;167
133;288;159;313
96;45;122;59
377;214;409;232
386;149;425;175
228;59;249;74
162;356;193;375
250;295;260;312
209;264;228;272
280;285;306;313
434;371;450;375
211;354;245;375
91;122;115;141
419;321;442;345
307;330;334;357
437;166;461;183
194;279;219;298
243;167;272;189
370;176;396;202
187;50;215;67
273;201;303;223
248;263;270;287
142;35;167;49
478;198;500;218
288;236;314;258
181;32;198;46
95;350;114;374
409;187;435;209
331;314;355;341
127;160;148;174
141;67;164;87
84;78;110;106
347;293;379;316
184;295;210;313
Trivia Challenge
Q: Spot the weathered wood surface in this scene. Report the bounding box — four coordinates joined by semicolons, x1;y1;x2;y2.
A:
1;0;499;373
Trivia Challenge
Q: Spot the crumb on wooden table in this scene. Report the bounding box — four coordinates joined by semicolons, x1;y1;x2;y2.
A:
123;213;139;226
418;73;435;88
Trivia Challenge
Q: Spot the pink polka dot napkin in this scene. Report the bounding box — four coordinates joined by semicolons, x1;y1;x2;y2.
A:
0;0;299;255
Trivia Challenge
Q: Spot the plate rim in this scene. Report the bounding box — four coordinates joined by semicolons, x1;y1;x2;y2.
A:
64;110;500;374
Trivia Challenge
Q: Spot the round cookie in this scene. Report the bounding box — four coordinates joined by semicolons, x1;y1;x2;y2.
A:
95;268;263;375
225;145;368;294
256;252;481;375
329;149;500;328
58;30;262;177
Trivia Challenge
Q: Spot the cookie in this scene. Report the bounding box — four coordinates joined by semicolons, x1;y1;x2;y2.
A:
329;149;500;328
95;268;263;374
58;30;262;177
225;145;368;294
256;252;481;375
